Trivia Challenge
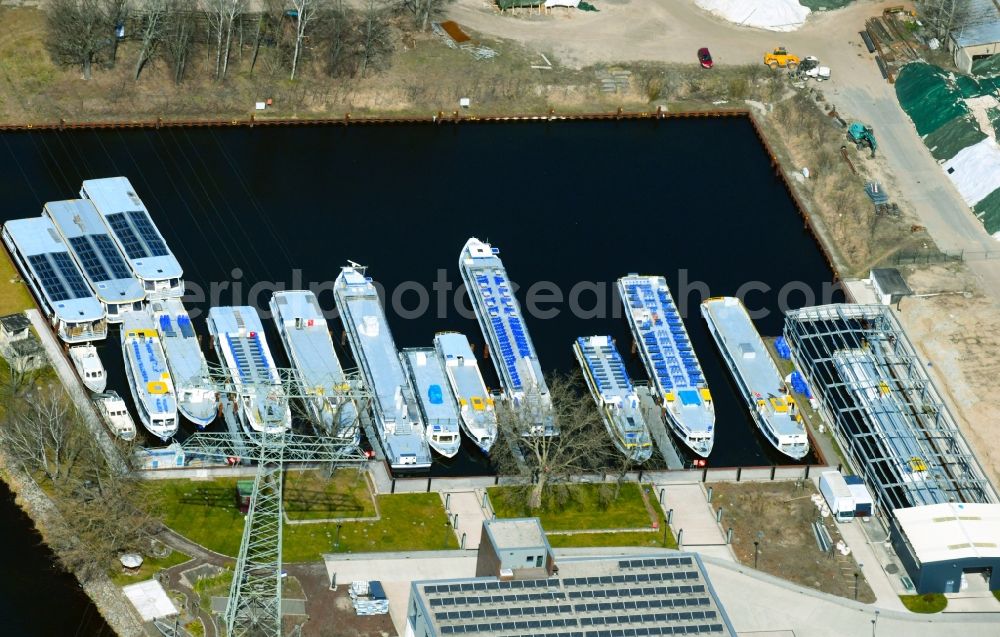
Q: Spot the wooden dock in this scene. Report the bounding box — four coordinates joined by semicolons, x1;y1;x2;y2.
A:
636;385;685;470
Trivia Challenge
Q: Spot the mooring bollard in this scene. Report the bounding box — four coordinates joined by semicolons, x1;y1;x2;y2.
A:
706;486;713;503
716;507;723;523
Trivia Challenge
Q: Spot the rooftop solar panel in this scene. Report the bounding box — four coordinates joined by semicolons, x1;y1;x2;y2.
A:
50;252;90;298
68;236;111;282
128;210;169;257
106;213;149;260
28;254;71;302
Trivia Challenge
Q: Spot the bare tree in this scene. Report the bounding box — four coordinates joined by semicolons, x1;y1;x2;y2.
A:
162;0;197;83
206;0;247;79
102;0;130;66
45;0;115;79
493;372;615;509
0;389;88;484
357;0;393;78
321;0;357;78
289;0;326;80
132;0;168;80
400;0;453;32
917;0;966;41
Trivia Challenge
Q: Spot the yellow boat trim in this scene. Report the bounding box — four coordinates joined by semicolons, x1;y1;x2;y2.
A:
126;329;157;339
472;396;485;411
459;398;468;407
147;380;168;394
664;392;675;402
909;457;927;472
487;397;495;407
700;388;712;402
769;396;789;413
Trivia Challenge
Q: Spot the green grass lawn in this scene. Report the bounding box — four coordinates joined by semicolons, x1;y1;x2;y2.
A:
900;593;948;613
110;549;192;586
488;483;655;532
153;475;456;562
545;484;676;550
282;469;376;521
0;248;34;316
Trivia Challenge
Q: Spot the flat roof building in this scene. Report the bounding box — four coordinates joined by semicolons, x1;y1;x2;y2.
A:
408;519;736;637
949;0;1000;73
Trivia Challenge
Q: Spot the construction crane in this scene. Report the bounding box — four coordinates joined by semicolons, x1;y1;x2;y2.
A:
179;363;373;637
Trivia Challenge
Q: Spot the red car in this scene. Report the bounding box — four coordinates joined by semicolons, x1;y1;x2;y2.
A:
698;47;713;69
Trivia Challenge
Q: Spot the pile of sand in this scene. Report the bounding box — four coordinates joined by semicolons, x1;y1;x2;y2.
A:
695;0;810;32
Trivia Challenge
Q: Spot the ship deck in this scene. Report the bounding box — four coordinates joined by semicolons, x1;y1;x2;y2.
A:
402;348;460;427
44;199;145;303
271;291;348;390
701;298;801;438
207;307;279;386
81;177;182;282
150;299;204;385
2;217;105;325
575;335;634;403
460;239;547;396
122;312;175;415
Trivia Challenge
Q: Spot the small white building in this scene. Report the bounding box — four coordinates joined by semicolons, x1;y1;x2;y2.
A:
949;0;1000;74
870;268;912;306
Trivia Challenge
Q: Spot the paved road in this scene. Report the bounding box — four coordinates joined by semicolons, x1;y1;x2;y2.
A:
445;0;1000;295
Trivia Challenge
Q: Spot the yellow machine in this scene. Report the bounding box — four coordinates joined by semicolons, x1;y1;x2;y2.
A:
764;47;800;70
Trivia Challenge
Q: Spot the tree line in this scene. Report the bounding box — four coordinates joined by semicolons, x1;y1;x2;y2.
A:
45;0;454;83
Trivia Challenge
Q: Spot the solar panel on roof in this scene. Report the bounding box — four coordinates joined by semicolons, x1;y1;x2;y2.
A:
106;213;149;260
50;252;90;298
92;234;132;279
441;627;454;634
127;210;168;257
28;254;71;302
693;585;705;593
68;237;111;282
709;625;722;632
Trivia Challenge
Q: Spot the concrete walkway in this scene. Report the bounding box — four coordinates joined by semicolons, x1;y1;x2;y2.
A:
441;490;487;550
833;517;906;611
655;482;735;562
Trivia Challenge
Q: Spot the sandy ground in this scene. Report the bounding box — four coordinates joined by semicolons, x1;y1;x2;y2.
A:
444;0;1000;491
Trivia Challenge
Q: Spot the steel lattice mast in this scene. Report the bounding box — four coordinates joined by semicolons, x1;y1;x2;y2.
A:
180;365;371;637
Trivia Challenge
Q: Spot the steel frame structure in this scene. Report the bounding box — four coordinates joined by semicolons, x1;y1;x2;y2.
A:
783;304;997;518
180;365;371;637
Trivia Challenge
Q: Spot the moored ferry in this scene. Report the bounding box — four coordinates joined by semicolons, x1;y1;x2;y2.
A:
81;177;184;299
619;275;715;457
121;311;178;441
2;217;107;343
433;332;497;454
701;297;809;460
574;335;653;463
334;265;431;469
269;290;359;446
69;344;106;393
401;347;462;458
149;298;217;428
207;306;291;435
459;237;555;436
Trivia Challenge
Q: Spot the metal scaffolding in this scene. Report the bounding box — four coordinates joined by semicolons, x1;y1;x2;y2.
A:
180;365;371;637
783;304;997;516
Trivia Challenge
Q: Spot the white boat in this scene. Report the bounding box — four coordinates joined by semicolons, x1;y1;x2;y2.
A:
269;290;359;446
433;332;497;454
207;306;291;435
701;297;809;460
121;312;178;441
401;347;462;458
149;298;218;428
93;391;136;441
68;344;106;393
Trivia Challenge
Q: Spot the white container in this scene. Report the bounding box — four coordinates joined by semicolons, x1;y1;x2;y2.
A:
819;471;856;522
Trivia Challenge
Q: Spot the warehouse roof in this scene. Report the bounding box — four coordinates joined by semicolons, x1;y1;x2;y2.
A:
485;518;548;549
411;553;736;637
952;0;1000;48
895;502;1000;563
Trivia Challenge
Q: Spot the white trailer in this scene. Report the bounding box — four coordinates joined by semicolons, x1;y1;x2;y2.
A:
819;471;856;522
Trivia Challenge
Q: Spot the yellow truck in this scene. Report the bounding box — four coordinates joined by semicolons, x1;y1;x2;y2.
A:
764;47;800;70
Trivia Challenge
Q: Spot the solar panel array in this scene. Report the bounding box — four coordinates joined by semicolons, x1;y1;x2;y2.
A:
418;557;731;637
27;253;92;302
67;234;132;282
106;211;168;259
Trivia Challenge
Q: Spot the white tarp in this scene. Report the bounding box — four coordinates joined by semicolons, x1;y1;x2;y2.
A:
695;0;809;32
122;579;178;622
943;137;1000;208
545;0;579;6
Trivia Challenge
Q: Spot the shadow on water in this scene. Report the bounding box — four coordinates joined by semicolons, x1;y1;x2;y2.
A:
2;119;838;477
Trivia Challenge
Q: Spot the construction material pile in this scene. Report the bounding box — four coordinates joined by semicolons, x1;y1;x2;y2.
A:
350;581;389;616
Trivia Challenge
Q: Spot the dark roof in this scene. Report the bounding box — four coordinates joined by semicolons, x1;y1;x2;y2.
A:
0;313;31;333
7;338;44;357
870;268;912;297
412;553;736;637
952;0;1000;48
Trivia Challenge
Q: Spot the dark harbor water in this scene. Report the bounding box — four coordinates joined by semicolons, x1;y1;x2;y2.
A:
0;480;112;636
0;119;841;474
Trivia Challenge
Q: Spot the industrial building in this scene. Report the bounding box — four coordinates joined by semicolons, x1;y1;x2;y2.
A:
783;304;1000;593
949;0;1000;74
407;518;736;637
